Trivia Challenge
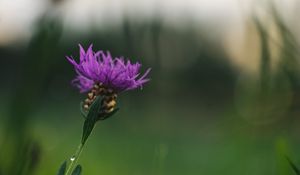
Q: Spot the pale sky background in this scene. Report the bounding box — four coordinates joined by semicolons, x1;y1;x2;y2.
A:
0;0;298;44
0;0;299;73
0;0;288;45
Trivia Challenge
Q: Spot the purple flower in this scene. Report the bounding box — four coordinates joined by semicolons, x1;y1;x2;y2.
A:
67;44;151;94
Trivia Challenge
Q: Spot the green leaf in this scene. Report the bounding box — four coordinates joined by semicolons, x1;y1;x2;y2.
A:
71;165;82;175
81;96;103;145
97;108;119;121
57;161;67;175
287;157;300;175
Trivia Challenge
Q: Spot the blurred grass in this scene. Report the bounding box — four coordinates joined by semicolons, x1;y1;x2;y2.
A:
30;101;300;175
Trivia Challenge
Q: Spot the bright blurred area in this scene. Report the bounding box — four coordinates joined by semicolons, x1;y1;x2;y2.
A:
1;0;300;174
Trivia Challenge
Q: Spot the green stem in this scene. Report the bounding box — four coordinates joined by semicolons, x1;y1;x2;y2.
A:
65;143;84;175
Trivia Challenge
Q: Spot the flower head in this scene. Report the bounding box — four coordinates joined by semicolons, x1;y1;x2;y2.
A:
67;44;151;113
67;44;150;93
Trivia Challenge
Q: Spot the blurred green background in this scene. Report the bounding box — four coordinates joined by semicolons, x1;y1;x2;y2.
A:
1;0;300;174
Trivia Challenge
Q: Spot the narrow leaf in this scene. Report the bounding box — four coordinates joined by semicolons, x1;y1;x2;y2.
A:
287;157;300;175
81;96;102;145
71;165;82;175
57;161;67;175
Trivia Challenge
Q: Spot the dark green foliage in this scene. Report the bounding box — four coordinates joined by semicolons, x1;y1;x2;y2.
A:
0;16;62;175
57;161;67;175
71;165;82;175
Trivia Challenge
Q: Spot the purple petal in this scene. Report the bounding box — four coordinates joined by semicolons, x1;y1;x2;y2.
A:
67;44;151;93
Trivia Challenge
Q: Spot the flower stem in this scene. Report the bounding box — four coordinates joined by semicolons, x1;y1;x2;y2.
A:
65;142;84;175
